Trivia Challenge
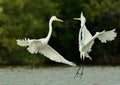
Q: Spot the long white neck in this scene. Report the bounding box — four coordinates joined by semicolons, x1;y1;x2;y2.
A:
45;19;53;43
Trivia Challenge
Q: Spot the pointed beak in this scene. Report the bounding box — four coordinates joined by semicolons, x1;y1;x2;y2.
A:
73;18;81;20
55;18;64;22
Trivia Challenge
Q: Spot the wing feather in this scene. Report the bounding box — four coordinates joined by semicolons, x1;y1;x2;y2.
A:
17;39;76;66
16;38;30;46
98;29;117;43
81;25;93;45
83;29;117;53
39;45;76;66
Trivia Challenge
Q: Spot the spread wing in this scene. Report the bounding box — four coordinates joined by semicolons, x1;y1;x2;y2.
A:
17;39;76;66
83;40;94;53
81;25;93;45
84;29;117;53
79;25;94;53
17;38;42;54
97;29;117;43
39;45;76;66
16;38;30;46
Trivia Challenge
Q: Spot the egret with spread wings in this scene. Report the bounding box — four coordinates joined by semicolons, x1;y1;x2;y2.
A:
73;12;117;78
17;16;76;66
74;12;117;60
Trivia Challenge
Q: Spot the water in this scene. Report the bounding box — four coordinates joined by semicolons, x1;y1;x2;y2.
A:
0;66;120;85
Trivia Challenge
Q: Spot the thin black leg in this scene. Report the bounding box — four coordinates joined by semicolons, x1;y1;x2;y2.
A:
79;59;84;80
74;57;84;79
74;65;81;78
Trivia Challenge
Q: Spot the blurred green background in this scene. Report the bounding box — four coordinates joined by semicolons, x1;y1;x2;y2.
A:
0;0;119;66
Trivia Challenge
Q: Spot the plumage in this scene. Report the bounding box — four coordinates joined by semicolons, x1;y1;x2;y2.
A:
17;16;76;66
74;12;117;60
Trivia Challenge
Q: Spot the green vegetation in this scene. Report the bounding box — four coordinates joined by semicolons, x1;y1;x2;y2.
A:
0;0;119;66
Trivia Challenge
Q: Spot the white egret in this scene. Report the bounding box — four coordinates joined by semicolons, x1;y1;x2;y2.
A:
74;12;117;60
16;16;76;66
73;12;117;78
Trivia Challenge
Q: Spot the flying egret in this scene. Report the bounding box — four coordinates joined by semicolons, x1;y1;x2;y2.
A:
74;12;117;60
16;16;76;66
73;12;117;78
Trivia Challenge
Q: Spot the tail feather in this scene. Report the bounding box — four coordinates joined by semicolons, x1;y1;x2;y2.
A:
80;52;92;60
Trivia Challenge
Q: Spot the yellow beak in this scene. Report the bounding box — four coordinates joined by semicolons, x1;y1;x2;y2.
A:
73;18;81;20
55;18;64;22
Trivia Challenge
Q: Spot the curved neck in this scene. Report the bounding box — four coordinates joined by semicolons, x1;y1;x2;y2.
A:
45;19;53;43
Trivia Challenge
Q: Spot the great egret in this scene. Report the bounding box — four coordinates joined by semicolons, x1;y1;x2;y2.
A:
16;16;76;66
73;12;117;78
74;12;117;60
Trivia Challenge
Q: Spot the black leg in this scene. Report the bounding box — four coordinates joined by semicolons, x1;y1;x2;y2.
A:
74;65;81;78
79;60;84;80
74;57;84;79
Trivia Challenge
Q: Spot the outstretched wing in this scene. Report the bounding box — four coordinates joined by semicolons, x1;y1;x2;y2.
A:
82;30;105;53
97;29;117;43
80;25;94;53
84;29;117;53
81;25;93;45
17;39;76;66
39;45;76;66
16;38;30;46
17;38;42;54
83;40;94;53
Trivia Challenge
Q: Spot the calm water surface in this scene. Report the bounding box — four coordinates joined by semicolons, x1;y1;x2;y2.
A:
0;66;120;85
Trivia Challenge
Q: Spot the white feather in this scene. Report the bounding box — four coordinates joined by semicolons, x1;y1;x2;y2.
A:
98;29;117;43
39;45;76;66
78;12;117;60
81;25;93;45
17;16;76;66
17;39;76;66
82;29;117;59
16;38;29;46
